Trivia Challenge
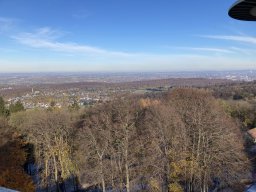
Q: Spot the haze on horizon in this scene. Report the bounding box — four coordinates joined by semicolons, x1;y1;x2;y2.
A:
0;0;256;73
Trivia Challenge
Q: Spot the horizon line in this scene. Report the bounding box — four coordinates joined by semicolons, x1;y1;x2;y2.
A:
0;69;256;74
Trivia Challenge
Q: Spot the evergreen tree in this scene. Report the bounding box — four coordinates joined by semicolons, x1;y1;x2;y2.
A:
0;97;10;117
9;101;25;113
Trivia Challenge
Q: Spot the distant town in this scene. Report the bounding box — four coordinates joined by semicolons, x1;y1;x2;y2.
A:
1;70;252;110
0;70;255;85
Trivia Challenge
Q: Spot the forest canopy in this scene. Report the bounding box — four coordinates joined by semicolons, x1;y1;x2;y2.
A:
0;88;252;192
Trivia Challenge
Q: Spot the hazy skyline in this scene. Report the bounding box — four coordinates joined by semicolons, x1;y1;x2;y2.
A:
0;0;256;72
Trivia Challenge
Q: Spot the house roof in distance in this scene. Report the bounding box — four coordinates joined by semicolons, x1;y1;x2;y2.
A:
229;0;256;21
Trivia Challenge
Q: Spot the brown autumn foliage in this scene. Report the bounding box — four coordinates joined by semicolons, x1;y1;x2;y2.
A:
166;88;249;191
10;110;77;191
74;89;249;192
77;98;143;192
4;88;250;192
0;117;35;192
138;100;188;191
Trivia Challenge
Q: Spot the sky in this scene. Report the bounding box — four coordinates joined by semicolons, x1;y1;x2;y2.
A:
0;0;256;72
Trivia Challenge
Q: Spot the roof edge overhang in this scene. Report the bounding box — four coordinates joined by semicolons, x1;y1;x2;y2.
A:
229;0;256;21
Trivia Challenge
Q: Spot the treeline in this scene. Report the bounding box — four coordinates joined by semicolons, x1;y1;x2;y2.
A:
212;81;256;100
0;88;250;192
212;81;256;130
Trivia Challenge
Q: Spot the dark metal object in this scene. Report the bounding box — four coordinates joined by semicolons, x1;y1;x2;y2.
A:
229;0;256;21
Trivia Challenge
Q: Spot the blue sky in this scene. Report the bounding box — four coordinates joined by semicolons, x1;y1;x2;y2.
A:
0;0;256;72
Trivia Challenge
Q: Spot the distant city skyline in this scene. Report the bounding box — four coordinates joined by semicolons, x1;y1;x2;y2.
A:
0;0;256;72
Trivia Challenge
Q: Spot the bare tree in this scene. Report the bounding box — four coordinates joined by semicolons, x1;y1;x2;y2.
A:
110;97;141;192
10;110;76;191
139;99;187;191
80;104;112;192
167;88;249;192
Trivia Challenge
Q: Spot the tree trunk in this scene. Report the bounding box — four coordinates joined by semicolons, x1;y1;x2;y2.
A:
45;159;49;191
125;130;130;192
53;155;60;192
99;156;106;192
110;156;115;190
125;155;130;192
